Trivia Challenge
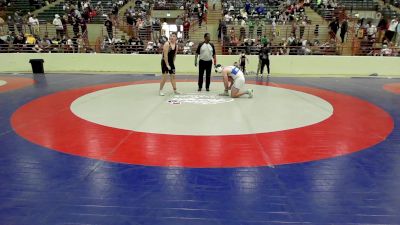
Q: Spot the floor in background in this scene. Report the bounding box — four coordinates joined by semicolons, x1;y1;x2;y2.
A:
0;74;399;225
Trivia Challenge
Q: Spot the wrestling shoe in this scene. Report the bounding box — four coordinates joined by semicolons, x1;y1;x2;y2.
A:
248;89;254;98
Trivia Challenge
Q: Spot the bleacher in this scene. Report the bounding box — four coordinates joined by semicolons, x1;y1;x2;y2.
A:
36;0;128;23
153;1;184;10
1;0;399;56
379;5;400;19
389;0;400;8
339;0;378;10
309;0;346;21
221;0;282;23
37;2;65;22
8;0;44;13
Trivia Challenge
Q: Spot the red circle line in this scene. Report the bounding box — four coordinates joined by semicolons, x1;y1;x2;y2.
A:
0;76;34;93
11;80;394;168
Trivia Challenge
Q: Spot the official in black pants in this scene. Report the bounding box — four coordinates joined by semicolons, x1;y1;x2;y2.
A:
195;33;216;91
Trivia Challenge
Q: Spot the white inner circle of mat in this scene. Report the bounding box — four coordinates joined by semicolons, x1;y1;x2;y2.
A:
71;83;333;135
0;80;8;86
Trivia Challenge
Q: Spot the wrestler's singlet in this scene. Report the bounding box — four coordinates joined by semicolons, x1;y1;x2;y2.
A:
228;66;242;79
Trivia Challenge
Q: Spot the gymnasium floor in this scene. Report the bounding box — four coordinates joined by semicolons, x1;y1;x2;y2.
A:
0;73;399;225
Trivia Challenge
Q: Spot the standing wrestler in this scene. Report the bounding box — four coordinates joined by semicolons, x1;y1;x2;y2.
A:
159;32;180;96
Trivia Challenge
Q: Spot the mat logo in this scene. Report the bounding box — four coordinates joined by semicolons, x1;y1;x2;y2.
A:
167;93;234;105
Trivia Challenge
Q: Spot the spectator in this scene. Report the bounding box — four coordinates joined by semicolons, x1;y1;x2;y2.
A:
291;20;297;37
300;38;311;55
396;20;400;46
62;15;68;38
217;19;223;41
27;13;33;34
80;17;87;40
314;24;319;38
243;38;253;54
385;17;398;42
271;18;277;38
183;18;190;40
245;0;251;14
53;14;63;39
198;8;203;27
13;33;25;52
380;43;392;56
328;18;339;40
248;19;254;39
175;15;183;35
76;34;84;53
224;12;232;23
72;17;80;37
340;18;348;43
256;21;263;38
377;17;387;43
111;3;119;22
136;18;145;39
238;51;249;75
366;20;377;40
261;35;269;46
0;16;4;34
14;12;23;34
229;26;235;39
104;16;113;39
152;17;161;43
126;12;135;36
29;14;40;35
239;25;246;41
240;9;248;20
299;19;306;39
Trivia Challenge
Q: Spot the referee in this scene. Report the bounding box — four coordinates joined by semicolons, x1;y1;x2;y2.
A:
195;33;217;91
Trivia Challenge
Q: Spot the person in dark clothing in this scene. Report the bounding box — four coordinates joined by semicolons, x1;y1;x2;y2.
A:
217;20;222;41
80;18;87;38
328;18;339;40
377;17;388;43
72;17;80;36
126;13;134;36
159;32;180;96
195;33;217;91
198;9;203;27
314;24;319;37
340;19;348;43
61;15;68;38
221;20;227;38
14;13;23;34
183;18;190;40
238;51;249;75
104;16;113;39
257;43;271;77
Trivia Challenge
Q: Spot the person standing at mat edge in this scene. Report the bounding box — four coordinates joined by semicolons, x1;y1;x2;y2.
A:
159;32;180;96
195;33;217;91
257;43;271;78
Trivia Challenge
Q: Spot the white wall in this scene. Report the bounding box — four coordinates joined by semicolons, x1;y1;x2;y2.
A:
0;53;399;77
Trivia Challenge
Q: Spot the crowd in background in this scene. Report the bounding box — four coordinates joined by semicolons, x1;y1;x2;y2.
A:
0;0;399;56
